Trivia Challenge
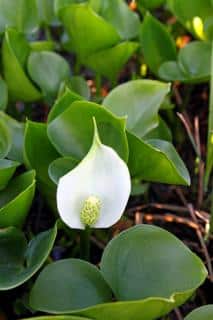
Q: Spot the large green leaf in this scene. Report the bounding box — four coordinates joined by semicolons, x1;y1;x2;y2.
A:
0;170;36;228
99;0;140;40
127;132;190;185
0;111;25;163
0;159;20;191
0;0;39;33
0;118;11;159
47;100;128;161
28;51;70;100
184;305;213;320
24;121;59;211
0;224;57;290
85;42;138;82
168;0;213;39
103;80;170;137
30;259;112;313
58;3;120;60
140;13;176;74
0;77;8;110
2;28;42;102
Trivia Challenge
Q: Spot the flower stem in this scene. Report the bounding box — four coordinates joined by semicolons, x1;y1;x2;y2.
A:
80;227;91;261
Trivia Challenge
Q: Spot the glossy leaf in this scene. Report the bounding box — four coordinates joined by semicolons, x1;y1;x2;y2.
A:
101;225;207;306
0;111;25;163
99;0;140;40
143;117;172;142
2;28;42;102
30;259;112;313
58;3;120;60
24;121;59;211
159;61;188;82
28;51;70;100
0;159;20;190
85;42;138;82
0;77;8;110
127;132;191;185
140;13;176;74
0;0;39;33
0;119;11;159
49;157;79;184
47;100;129;162
0;224;57;290
0;170;36;228
69;76;90;100
184;305;213;320
103;80;170;137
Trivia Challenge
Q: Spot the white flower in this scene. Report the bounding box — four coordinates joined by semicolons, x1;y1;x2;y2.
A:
57;119;131;230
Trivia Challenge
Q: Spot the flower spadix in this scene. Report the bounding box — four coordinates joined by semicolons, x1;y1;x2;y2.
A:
57;119;131;230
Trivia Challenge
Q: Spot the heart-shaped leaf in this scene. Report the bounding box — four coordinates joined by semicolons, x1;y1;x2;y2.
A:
30;259;112;313
140;13;176;74
103;80;170;137
0;118;11;159
0;224;57;290
0;159;20;191
47;100;128;162
0;111;25;163
2;28;42;102
0;170;36;228
85;42;138;82
184;305;213;320
28;51;70;100
127;132;190;185
48;157;79;184
24;121;59;211
0;77;8;110
0;0;39;33
58;3;120;60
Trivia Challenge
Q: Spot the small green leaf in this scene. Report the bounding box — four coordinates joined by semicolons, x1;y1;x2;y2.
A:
0;118;11;159
47;100;129;162
103;80;170;137
49;157;79;184
85;42;138;82
0;159;20;191
30;259;112;313
127;132;190;185
30;40;55;52
0;77;8;110
184;305;213;320
28;51;70;100
69;76;90;100
0;0;39;33
24;121;59;211
0;224;57;290
159;61;188;82
2;28;42;102
0;170;36;228
140;13;176;74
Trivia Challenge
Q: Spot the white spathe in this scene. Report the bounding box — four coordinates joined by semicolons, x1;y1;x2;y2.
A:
57;119;131;230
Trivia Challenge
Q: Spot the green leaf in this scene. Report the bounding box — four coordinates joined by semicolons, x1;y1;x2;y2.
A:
168;0;213;39
47;100;129;162
127;132;191;185
0;170;36;228
0;159;20;191
0;77;8;110
143;117;172;142
0;111;25;163
48;87;83;123
103;80;170;137
184;305;213;320
0;118;11;159
30;259;112;313
58;3;120;60
100;225;207;313
99;0;140;40
138;0;165;9
22;317;92;320
28;51;70;100
69;76;91;100
0;224;57;290
159;61;189;82
36;0;55;25
24;121;59;211
140;13;176;74
30;40;55;52
0;0;39;33
49;157;79;184
2;28;42;102
85;42;138;82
